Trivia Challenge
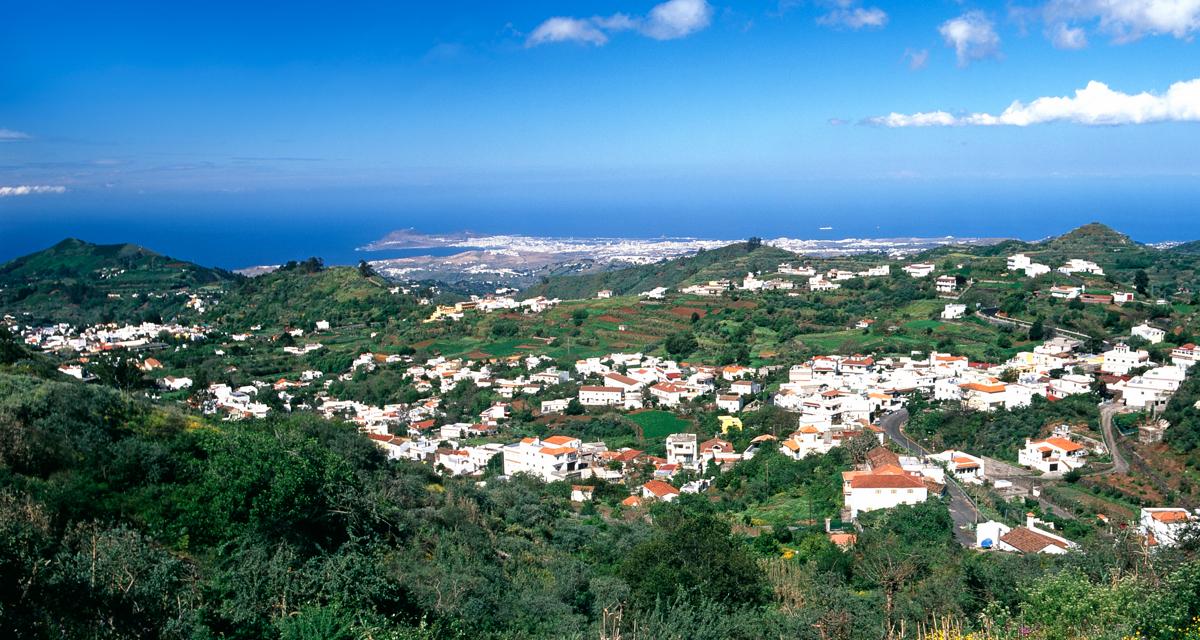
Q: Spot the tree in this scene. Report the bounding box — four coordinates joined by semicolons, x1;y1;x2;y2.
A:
565;398;584;415
357;260;377;278
1135;269;1150;295
491;319;520;337
619;507;768;608
571;308;588;327
1028;317;1045;341
664;332;698;358
746;237;763;251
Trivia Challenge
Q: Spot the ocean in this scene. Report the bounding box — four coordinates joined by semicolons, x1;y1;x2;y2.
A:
3;175;1199;269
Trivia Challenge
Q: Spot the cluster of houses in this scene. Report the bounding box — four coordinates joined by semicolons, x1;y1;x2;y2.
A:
19;320;208;355
424;292;561;322
1007;253;1105;279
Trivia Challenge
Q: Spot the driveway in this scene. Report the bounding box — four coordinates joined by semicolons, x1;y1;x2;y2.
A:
878;410;980;546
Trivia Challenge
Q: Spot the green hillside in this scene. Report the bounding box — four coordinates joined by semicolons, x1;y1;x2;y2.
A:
524;241;797;300
0;238;239;325
214;262;429;331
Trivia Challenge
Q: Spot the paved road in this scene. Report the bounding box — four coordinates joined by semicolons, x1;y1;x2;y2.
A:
878;410;980;546
1098;402;1130;474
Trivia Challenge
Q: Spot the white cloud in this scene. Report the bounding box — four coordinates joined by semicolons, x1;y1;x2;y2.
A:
526;0;711;47
939;11;1001;66
642;0;713;39
818;6;889;29
1049;22;1089;48
1043;0;1200;42
903;48;930;70
0;185;67;197
867;77;1200;127
0;128;30;141
527;17;610;46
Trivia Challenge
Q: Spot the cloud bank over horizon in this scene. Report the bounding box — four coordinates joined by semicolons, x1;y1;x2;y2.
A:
868;77;1200;127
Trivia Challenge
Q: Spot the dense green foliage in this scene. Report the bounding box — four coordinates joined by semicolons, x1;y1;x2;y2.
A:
907;394;1102;461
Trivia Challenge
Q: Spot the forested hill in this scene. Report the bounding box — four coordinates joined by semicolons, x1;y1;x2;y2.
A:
523;241;796;300
211;261;432;331
0;238;240;325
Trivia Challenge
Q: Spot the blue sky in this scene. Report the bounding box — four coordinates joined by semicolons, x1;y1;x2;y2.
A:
2;0;1200;251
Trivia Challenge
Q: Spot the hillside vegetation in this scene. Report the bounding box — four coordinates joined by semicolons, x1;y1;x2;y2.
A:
0;239;239;325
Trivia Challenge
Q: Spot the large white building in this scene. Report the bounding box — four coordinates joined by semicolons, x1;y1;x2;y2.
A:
1102;344;1151;376
502;435;592;482
578;385;625;407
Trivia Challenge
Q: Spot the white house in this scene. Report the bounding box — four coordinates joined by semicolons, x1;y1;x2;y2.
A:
1111;365;1186;409
596;290;613;299
159;375;193;391
1132;323;1166;344
1049;374;1094;398
641;479;680;502
540;398;571;414
1018;437;1087;476
716;394;745;413
578;385;625;407
808;276;841;292
1139;508;1196;548
929;450;986;484
936;275;958;293
649;382;687;407
1172;344;1200;368
1102;343;1151;376
502;435;591;482
941;303;966;320
1049;285;1082;299
665;433;698;469
1059;259;1104;276
1007;254;1031;272
992;514;1077;554
903;263;936;278
604;372;645;392
842;466;929;519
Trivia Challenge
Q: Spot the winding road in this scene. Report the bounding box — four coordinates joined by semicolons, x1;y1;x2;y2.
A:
1097;402;1130;475
878;409;980;546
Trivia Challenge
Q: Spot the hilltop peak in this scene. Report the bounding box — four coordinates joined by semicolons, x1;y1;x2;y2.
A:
1042;222;1136;254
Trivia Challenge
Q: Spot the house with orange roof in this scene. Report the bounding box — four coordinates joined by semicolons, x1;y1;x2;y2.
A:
958;379;1009;412
929;450;986;484
640;479;680;502
841;466;929;519
983;514;1077;555
1018;436;1088;476
1139;507;1197;548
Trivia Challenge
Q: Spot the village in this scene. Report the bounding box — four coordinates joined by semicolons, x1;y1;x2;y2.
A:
9;244;1199;557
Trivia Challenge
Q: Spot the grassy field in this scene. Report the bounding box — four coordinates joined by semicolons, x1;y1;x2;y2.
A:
629;410;691;440
738;491;823;527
